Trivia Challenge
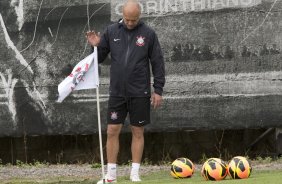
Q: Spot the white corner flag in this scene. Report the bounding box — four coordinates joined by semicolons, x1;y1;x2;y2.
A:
57;46;106;181
57;47;99;102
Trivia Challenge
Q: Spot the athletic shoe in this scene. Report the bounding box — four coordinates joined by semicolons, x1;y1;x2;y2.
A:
96;175;117;184
130;174;141;182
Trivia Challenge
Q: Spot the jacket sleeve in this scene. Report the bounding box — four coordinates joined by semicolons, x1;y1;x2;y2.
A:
148;31;165;96
91;27;110;63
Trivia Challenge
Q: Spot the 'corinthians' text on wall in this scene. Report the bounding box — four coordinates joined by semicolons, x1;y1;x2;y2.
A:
111;0;262;20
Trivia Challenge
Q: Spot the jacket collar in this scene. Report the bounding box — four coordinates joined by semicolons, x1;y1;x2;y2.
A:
118;18;143;30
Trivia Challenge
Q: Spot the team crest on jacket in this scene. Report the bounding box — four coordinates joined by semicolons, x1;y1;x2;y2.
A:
136;36;145;46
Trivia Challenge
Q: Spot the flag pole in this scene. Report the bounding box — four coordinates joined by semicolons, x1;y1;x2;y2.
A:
94;46;105;183
96;87;105;183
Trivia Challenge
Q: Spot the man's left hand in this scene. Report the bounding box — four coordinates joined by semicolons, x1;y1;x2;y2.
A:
151;93;163;109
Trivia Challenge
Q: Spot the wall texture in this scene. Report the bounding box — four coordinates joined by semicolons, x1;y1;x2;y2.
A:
1;0;282;137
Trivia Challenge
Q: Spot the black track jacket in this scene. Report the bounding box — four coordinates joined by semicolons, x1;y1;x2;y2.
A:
96;19;165;97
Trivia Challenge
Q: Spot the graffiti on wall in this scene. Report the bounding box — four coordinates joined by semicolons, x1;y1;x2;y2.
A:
170;43;281;62
0;11;48;131
111;0;262;20
0;70;18;122
1;0;282;136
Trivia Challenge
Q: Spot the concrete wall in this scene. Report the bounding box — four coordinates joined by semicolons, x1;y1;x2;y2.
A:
1;0;282;137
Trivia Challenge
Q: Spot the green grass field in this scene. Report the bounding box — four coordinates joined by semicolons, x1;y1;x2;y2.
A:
139;170;282;184
4;169;282;184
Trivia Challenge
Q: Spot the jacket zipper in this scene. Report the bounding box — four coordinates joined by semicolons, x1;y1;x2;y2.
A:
124;32;131;96
125;33;130;66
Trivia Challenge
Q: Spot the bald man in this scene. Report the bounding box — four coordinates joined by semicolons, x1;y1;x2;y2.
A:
87;0;165;183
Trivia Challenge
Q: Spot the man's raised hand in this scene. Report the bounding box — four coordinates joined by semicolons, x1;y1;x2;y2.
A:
86;30;101;46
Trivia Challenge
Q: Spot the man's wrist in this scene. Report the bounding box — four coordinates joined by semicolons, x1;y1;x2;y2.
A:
154;88;163;96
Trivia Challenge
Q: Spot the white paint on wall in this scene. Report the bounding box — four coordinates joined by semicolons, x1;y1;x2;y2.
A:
20;80;47;115
0;13;47;123
0;70;18;123
33;82;47;109
32;39;52;110
0;13;33;74
11;0;24;31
